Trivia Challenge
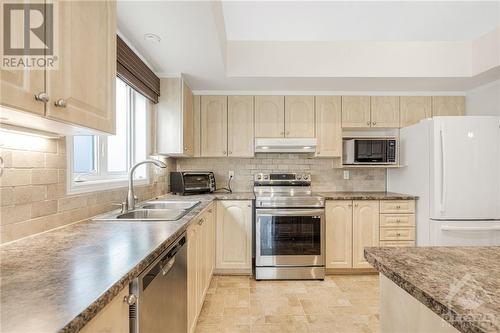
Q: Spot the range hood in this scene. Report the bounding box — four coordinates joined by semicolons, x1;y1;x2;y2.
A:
255;138;317;153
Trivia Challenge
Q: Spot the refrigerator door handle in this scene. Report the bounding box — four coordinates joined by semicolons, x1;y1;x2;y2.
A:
440;128;447;214
441;226;500;232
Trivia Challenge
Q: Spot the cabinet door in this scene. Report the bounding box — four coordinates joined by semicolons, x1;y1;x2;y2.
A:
325;201;353;269
200;96;227;157
341;96;371;128
371;96;400;128
80;287;129;333
216;200;252;270
182;81;194;156
0;68;45;115
228;96;254;157
315;96;342;157
255;96;284;138
46;0;116;134
352;200;379;268
400;96;432;127
187;225;198;333
432;96;465;116
205;205;216;286
284;96;315;137
196;216;207;310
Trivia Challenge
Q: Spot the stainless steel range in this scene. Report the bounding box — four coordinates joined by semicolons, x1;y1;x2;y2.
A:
254;173;325;280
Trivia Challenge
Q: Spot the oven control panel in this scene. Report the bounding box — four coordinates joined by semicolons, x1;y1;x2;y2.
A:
254;173;311;182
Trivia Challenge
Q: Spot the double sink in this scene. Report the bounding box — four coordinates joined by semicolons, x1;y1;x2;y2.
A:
94;200;201;222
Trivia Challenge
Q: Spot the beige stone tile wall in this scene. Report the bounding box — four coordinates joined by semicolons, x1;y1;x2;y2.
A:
176;154;386;192
0;135;174;244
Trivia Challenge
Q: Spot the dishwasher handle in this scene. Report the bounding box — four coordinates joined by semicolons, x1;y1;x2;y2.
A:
160;256;176;276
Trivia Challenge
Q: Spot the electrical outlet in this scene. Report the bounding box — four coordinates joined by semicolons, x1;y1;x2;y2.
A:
343;170;351;180
228;170;234;178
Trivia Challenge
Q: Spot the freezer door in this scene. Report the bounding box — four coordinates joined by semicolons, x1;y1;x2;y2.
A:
430;220;500;246
430;117;500;220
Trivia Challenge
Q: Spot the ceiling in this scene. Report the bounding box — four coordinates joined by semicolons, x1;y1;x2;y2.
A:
117;1;500;92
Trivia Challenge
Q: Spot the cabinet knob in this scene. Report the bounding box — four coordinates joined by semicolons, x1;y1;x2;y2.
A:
34;92;49;103
54;99;67;108
372;121;377;126
396;205;401;209
123;294;137;305
223;151;227;155
208;209;213;213
228;151;232;155
286;131;290;135
280;131;285;136
184;147;188;151
198;218;205;225
354;203;359;207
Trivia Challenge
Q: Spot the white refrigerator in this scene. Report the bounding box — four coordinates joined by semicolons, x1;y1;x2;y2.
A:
388;116;500;246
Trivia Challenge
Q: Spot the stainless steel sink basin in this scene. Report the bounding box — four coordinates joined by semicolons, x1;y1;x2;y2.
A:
140;200;200;210
93;200;200;222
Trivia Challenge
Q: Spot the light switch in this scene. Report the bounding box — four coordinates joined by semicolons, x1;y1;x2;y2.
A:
343;170;351;180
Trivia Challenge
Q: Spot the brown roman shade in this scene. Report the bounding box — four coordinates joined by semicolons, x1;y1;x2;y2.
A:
117;35;160;103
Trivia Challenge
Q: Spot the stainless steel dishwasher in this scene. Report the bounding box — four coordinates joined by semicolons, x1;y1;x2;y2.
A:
129;233;187;333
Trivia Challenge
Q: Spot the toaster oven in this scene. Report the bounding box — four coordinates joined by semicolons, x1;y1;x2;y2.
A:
170;172;216;195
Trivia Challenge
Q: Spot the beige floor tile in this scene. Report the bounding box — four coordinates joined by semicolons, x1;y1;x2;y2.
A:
196;274;380;333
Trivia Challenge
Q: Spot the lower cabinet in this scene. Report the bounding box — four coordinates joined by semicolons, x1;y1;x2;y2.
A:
216;200;253;272
79;287;129;333
326;200;415;270
187;203;215;333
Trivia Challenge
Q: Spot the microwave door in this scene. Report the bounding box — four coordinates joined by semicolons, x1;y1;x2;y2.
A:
355;140;385;163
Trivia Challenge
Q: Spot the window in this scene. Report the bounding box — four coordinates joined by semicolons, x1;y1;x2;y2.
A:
67;78;150;193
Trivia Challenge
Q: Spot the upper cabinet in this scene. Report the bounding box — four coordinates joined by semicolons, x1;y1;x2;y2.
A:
432;96;465;116
341;96;371;128
370;96;400;128
255;96;285;138
284;96;315;138
200;96;228;157
228;96;254;157
400;96;432;127
315;96;342;157
0;0;117;134
156;77;194;156
46;0;116;134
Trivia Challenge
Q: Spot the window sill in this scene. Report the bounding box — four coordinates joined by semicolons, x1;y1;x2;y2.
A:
67;177;149;195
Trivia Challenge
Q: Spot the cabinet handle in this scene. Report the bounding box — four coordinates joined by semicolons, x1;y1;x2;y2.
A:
34;92;49;103
54;99;67;108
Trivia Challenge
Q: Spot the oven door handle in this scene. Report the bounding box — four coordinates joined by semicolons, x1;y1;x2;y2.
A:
256;209;325;216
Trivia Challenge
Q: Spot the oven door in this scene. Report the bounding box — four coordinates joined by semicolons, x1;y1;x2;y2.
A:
256;208;325;267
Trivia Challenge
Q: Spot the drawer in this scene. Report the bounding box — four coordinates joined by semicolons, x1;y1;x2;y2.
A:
380;214;415;227
380;200;415;214
380;227;415;241
380;240;415;247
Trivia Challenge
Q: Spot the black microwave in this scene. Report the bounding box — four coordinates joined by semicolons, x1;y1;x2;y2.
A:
343;138;398;164
170;172;216;195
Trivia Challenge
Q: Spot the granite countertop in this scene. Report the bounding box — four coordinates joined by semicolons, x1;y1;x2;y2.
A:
0;193;253;333
365;247;500;333
316;191;418;200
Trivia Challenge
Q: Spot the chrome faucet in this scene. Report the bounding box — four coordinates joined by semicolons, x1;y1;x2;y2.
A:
127;159;167;211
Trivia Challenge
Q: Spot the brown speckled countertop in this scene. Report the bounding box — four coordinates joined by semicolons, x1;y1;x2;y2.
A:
316;191;417;200
365;247;500;333
0;193;253;333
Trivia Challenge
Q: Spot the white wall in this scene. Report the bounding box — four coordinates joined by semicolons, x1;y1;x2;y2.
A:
466;79;500;116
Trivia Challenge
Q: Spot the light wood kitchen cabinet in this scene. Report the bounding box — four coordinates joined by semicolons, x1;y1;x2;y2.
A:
156;77;194;156
370;96;400;128
187;203;216;333
380;200;416;247
200;96;228;157
216;200;252;272
352;200;379;268
193;95;201;157
0;68;45;115
400;96;432;127
255;96;285;138
284;96;315;137
46;0;116;134
380;200;415;214
432;96;465;116
228;96;254;157
325;201;353;269
315;96;342;157
341;96;371;128
79;287;129;333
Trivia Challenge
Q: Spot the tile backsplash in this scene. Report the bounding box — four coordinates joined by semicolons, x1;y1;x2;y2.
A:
176;153;386;192
0;133;173;244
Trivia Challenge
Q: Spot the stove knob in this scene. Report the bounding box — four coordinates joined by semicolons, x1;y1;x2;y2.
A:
263;175;269;180
257;175;262;180
303;174;310;180
297;175;302;180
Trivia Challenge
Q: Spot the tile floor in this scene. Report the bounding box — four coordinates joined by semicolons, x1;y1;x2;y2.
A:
195;274;380;333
